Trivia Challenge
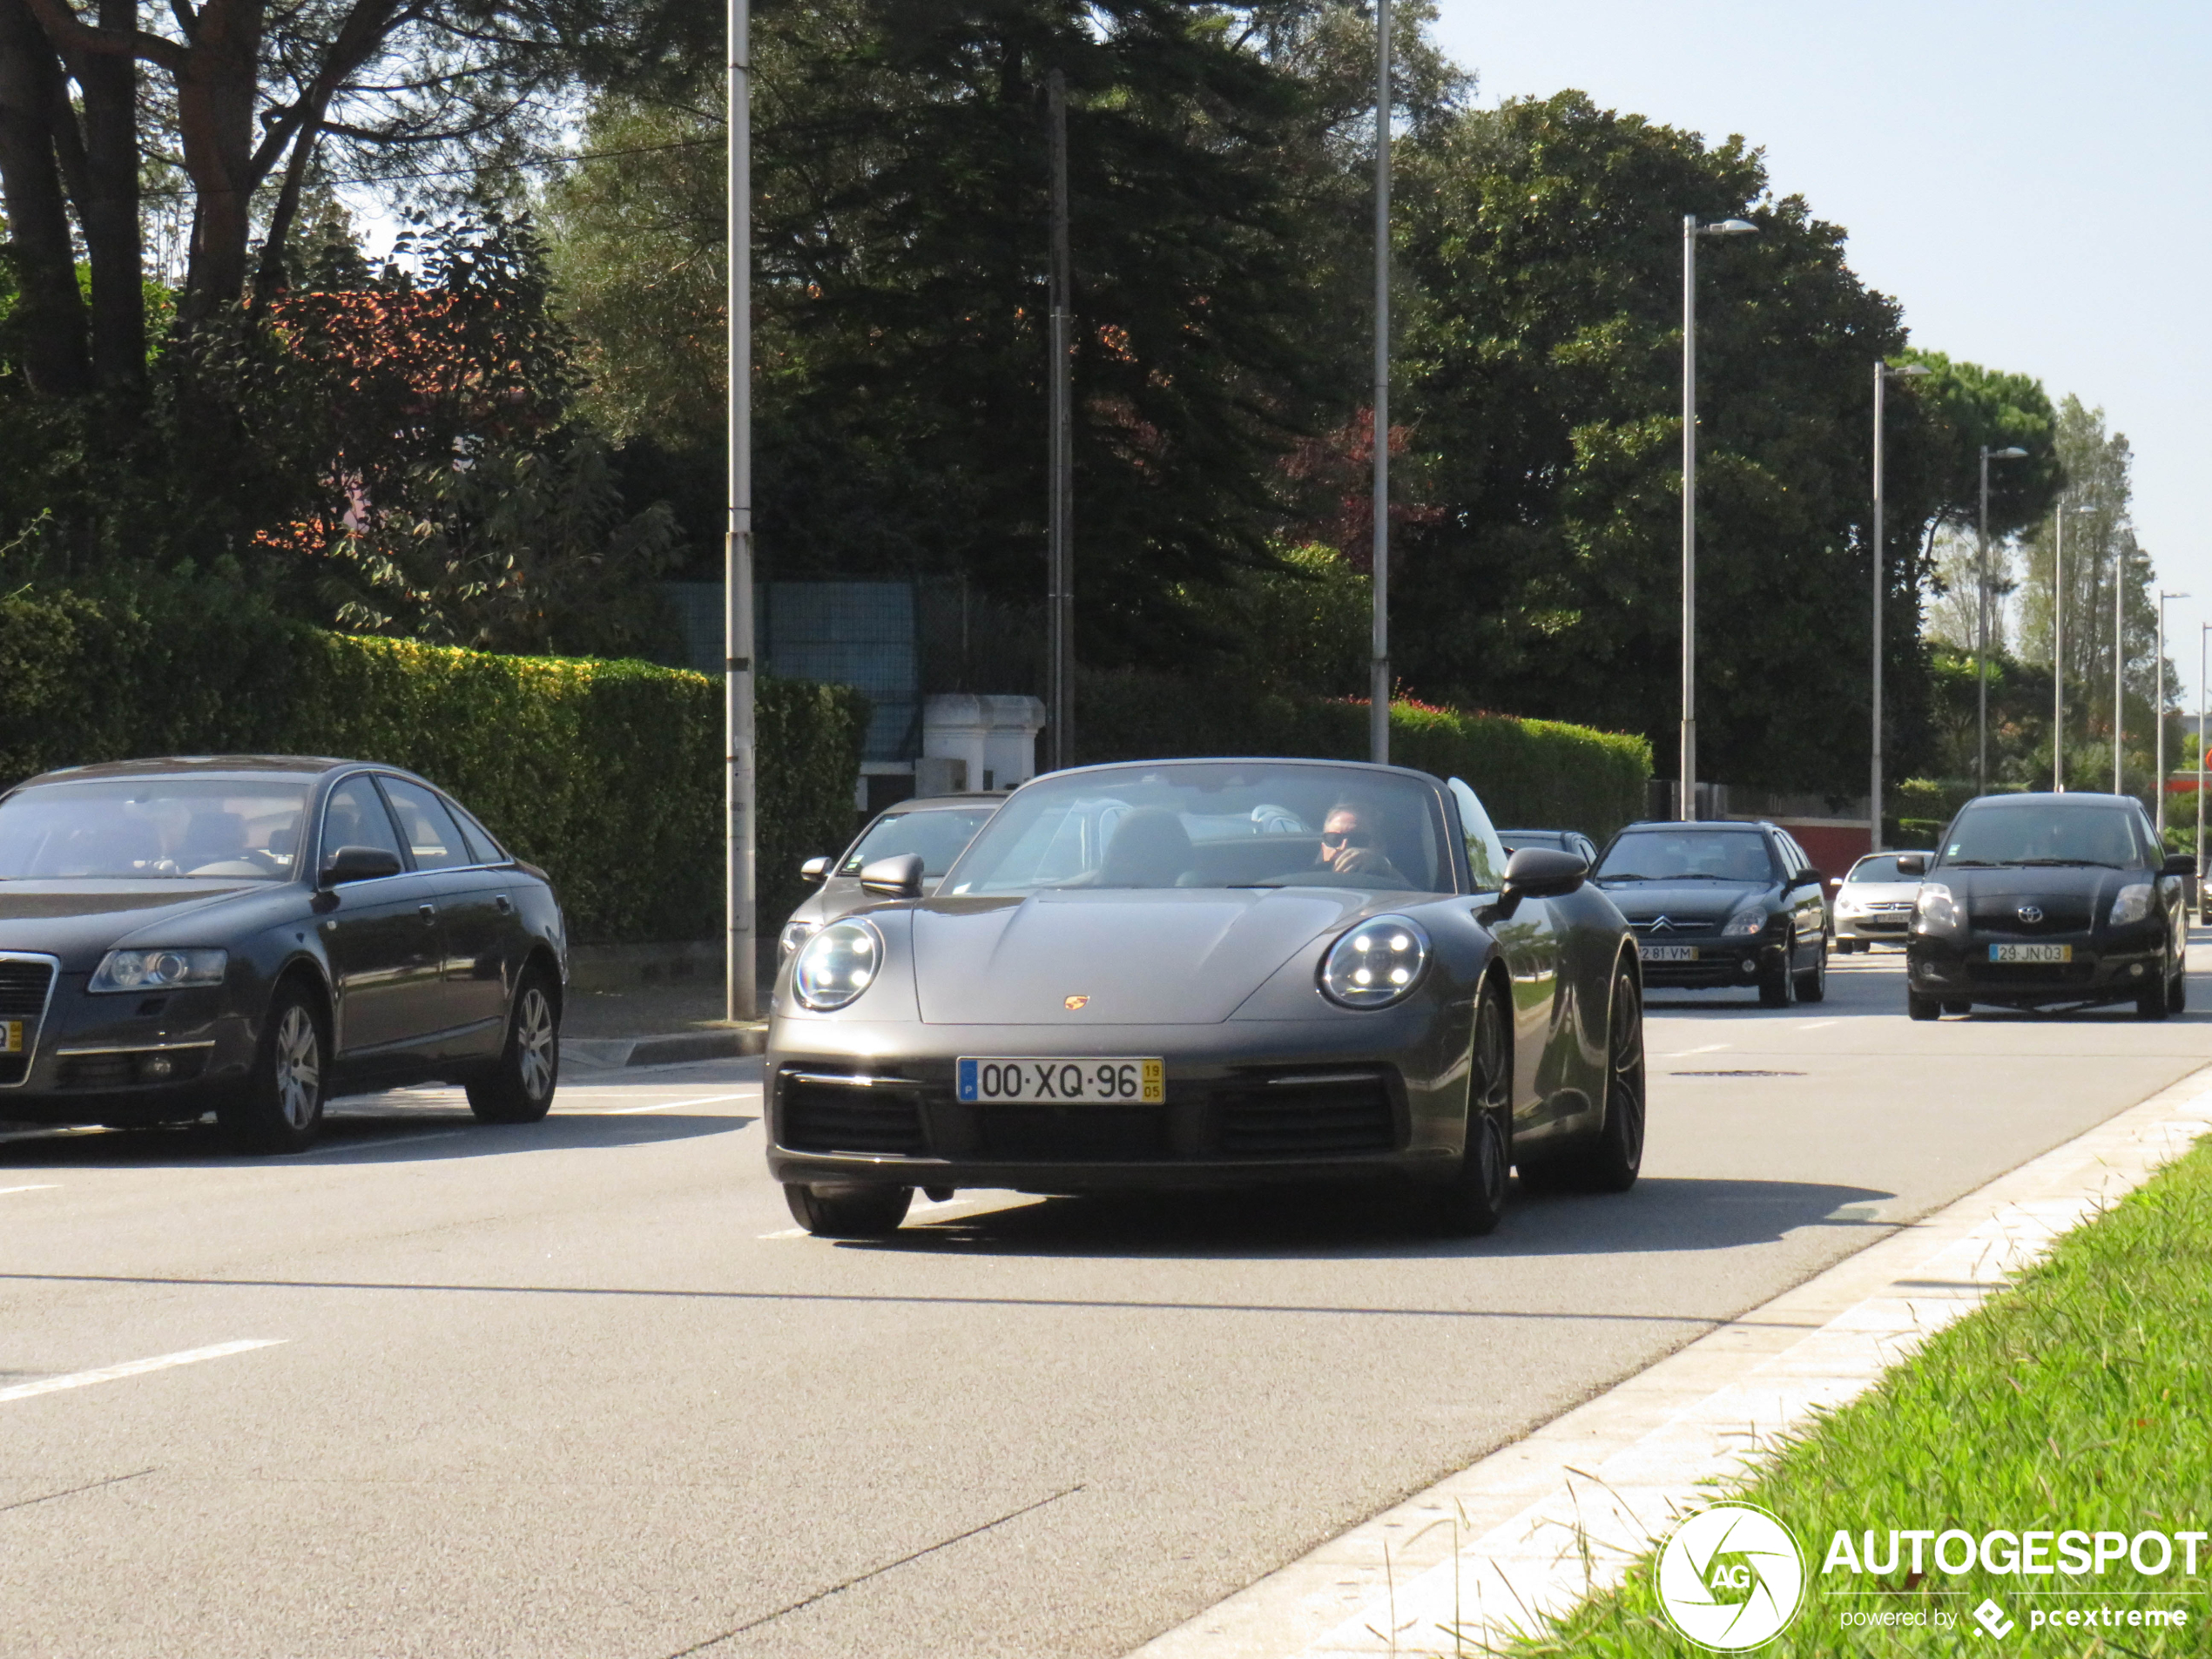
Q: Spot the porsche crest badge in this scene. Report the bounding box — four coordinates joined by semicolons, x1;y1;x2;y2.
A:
1064;995;1090;1010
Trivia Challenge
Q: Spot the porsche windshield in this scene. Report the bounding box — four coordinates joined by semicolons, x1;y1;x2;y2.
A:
1596;831;1776;884
1942;806;2148;869
941;764;1450;894
0;779;310;880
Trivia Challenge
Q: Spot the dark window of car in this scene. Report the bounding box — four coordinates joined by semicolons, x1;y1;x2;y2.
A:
446;799;506;866
322;776;407;868
1778;832;1814;876
838;806;996;880
1595;830;1777;884
1845;854;1913;883
1941;805;2148;869
0;779;310;880
943;762;1449;894
379;777;470;871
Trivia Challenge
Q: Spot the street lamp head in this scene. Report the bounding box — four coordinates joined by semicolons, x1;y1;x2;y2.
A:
1703;218;1759;235
1988;446;2028;460
1885;362;1933;378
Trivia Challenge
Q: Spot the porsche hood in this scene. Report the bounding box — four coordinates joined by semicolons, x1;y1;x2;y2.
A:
909;887;1373;1024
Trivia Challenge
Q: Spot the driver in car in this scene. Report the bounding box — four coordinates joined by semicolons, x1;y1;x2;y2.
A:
1317;799;1405;884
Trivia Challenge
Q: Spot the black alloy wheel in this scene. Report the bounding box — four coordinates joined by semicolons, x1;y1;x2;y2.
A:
1757;929;1797;1008
786;1182;913;1238
1794;934;1828;1003
469;970;561;1123
1429;982;1512;1236
220;980;327;1153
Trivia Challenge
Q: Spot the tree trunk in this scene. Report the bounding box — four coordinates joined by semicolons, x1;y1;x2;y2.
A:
0;0;89;395
175;0;266;321
71;0;143;389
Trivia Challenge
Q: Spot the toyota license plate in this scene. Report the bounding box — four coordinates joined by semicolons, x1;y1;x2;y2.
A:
1642;945;1697;962
958;1057;1164;1105
1991;943;2071;963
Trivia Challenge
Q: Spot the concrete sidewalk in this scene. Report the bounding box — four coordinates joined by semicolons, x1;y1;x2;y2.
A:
559;979;766;1069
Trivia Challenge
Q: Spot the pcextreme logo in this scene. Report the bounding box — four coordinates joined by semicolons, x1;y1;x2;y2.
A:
1656;1502;1808;1652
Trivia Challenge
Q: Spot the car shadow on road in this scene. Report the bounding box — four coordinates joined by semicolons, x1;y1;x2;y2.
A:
837;1174;1898;1261
0;1109;751;1169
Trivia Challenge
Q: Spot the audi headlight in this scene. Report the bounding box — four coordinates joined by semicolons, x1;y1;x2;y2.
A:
1320;914;1430;1008
90;948;228;994
779;919;821;959
1721;907;1768;936
792;919;884;1011
2108;883;2154;927
1914;883;1962;934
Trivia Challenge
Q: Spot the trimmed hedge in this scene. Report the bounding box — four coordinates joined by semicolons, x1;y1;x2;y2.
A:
0;587;867;943
1076;666;1650;840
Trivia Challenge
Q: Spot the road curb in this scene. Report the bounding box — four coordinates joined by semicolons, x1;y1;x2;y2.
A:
1127;1061;2212;1659
564;1026;767;1069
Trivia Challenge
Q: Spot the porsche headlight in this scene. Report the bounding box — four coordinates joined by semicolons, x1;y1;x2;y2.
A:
1721;907;1768;936
2108;883;2154;927
1914;883;1962;934
1320;914;1430;1008
792;920;884;1011
90;948;228;994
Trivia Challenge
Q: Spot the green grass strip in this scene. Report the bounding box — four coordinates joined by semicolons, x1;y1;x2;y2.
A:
1495;1134;2212;1657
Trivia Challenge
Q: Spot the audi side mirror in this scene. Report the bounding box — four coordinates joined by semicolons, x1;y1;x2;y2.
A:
1501;846;1588;904
320;845;403;887
1894;853;1929;878
800;855;830;881
858;853;926;898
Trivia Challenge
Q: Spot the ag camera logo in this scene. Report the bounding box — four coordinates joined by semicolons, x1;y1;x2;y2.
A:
1657;1502;1807;1651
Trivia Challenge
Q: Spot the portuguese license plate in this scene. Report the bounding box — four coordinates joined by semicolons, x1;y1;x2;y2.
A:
0;1021;18;1054
957;1057;1164;1105
1992;943;2071;963
1642;945;1697;962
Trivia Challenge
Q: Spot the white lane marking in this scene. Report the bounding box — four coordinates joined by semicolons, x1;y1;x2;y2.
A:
1658;1041;1731;1057
603;1092;755;1116
0;1184;59;1196
0;1340;287;1405
1798;1019;1840;1030
311;1130;468;1156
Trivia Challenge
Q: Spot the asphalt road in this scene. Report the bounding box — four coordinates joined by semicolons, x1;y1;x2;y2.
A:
7;941;2212;1659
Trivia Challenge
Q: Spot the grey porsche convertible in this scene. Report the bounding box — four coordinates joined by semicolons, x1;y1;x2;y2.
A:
765;759;1645;1238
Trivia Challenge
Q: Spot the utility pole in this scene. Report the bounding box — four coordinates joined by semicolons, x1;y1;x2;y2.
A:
1976;444;2027;794
725;0;756;1020
1369;0;1391;765
2113;542;2127;795
1870;361;1929;852
2157;591;2188;838
1047;70;1074;772
2199;622;2209;921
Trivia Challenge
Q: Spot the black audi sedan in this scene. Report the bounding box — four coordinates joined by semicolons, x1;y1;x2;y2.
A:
1898;792;2189;1020
0;757;567;1150
1592;820;1831;1006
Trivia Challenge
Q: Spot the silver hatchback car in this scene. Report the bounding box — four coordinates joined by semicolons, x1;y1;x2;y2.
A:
1830;851;1924;952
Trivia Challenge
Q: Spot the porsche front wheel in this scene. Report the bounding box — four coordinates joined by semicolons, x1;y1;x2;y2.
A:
786;1182;913;1238
1430;984;1511;1238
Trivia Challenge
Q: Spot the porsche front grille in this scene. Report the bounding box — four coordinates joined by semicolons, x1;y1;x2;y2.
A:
779;1073;927;1156
1213;1071;1395;1157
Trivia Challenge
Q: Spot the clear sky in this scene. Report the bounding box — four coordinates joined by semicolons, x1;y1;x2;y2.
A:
1429;0;2212;695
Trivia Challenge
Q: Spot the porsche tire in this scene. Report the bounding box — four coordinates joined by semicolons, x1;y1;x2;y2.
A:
786;1182;912;1238
219;980;327;1154
1429;983;1511;1237
468;971;560;1123
1534;962;1645;1195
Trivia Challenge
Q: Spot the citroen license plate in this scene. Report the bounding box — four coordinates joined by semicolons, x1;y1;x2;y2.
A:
957;1057;1164;1105
0;1021;18;1054
1992;943;2071;963
1642;945;1696;962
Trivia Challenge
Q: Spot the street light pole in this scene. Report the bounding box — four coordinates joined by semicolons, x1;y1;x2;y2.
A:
1368;0;1391;765
724;0;756;1021
2199;622;2209;920
1871;361;1930;853
1976;444;2027;794
1680;213;1757;821
2054;503;2074;792
2114;543;2128;795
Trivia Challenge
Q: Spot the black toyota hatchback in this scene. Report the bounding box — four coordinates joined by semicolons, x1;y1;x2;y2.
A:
1898;792;2189;1020
0;757;567;1150
1593;820;1831;1006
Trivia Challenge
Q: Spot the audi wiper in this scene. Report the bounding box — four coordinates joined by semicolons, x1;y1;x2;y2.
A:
1998;858;2122;868
1595;873;1648;881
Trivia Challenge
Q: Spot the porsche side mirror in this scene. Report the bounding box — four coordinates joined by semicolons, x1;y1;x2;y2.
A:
1894;853;1929;878
859;853;925;898
800;855;830;881
320;845;403;887
1501;846;1588;903
2163;853;2194;879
